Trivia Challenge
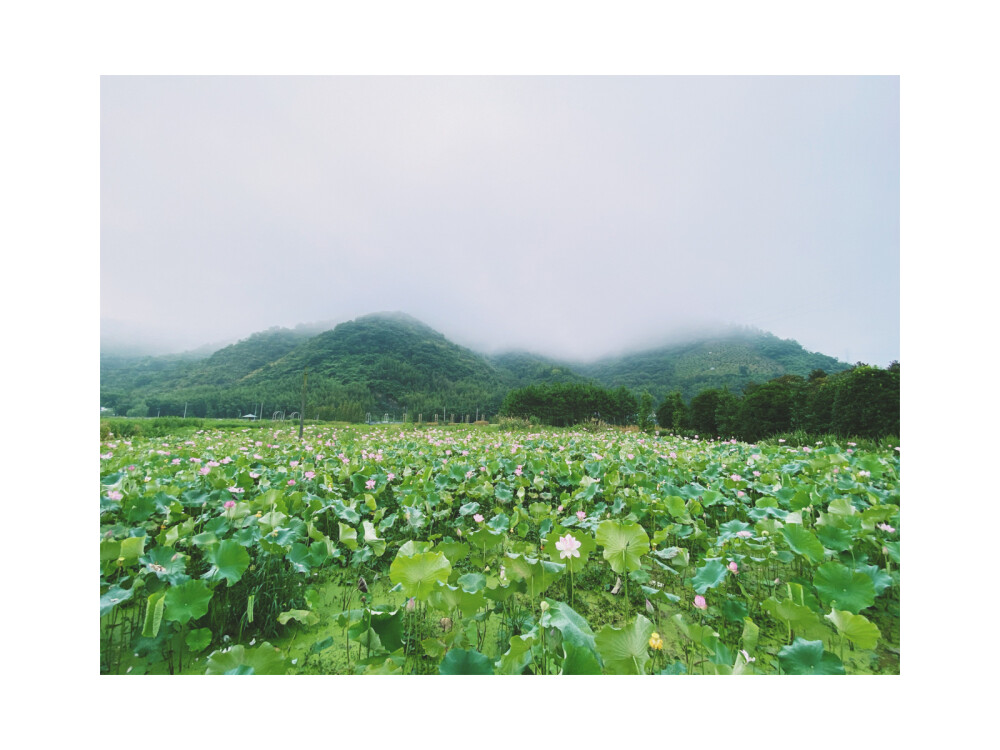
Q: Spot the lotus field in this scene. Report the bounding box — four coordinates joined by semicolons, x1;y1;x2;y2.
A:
100;424;900;675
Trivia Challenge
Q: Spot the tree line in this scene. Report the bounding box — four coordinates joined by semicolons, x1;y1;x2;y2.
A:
499;363;899;440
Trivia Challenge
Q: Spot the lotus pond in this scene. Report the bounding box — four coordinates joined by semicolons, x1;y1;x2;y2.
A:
100;423;899;675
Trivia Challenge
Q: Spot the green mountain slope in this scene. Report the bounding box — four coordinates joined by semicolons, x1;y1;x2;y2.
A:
100;313;850;420
577;330;848;401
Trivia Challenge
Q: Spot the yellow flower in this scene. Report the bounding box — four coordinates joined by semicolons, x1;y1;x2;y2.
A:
648;632;663;651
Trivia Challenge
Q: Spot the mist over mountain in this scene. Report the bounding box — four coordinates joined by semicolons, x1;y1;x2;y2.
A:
100;311;853;420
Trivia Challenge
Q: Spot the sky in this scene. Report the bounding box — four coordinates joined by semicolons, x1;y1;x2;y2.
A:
101;76;899;365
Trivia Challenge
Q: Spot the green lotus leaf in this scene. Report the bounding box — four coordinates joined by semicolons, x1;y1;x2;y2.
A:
164;579;213;625
781;524;826;563
596;520;650;574
125;495;157;524
689;559;728;594
542;599;599;657
459;501;480;516
185;627;213;653
503;553;565;596
497;633;536;675
389;550;452;599
855;564;893;595
561;642;603;675
439;648;494;675
142;591;166;638
813;562;876;614
594;614;655;675
369;610;405;652
664;496;689;520
883;541;900;563
436;541;469;564
721;597;749;623
761;597;829;641
824;609;881;650
119;535;146;563
204;540;251;585
396;539;434;558
778;638;845;675
287;543;313;573
278;609;320;626
457;573;487;593
816;525;854;552
544;526;595;573
487;513;510;533
204;641;288;675
430;584;486;617
140;547;189;585
717;519;752;542
192;531;218;546
100;585;133;616
467;526;503;551
362;521;386;557
339;523;358;551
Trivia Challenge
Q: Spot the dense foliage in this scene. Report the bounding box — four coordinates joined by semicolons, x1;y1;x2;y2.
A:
100;422;899;675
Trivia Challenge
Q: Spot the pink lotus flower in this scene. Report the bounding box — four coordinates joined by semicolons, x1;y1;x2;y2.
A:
365;479;376;490
473;514;484;523
736;530;753;538
304;471;315;480
387;472;395;481
557;505;564;512
224;500;236;509
737;490;745;498
694;595;707;610
877;523;896;533
107;490;123;501
576;511;586;521
728;561;738;574
555;534;582;559
287;479;296;486
199;467;211;475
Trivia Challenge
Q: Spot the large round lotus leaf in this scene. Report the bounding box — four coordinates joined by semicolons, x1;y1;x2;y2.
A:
816;525;854;553
778;638;845;675
717;519;752;542
813;562;876;614
781;525;826;563
596;520;650;574
544;527;595;573
541;599;599;656
164;579;213;625
561;642;603;675
503;553;565;596
100;585;133;617
594;614;655;675
457;572;487;594
496;633;536;675
140;547;189;585
185;627;212;653
855;564;893;595
205;540;251;585
204;642;288;675
689;559;728;595
439;648;494;675
761;597;829;641
824;609;881;650
436;540;469;564
389;550;452;599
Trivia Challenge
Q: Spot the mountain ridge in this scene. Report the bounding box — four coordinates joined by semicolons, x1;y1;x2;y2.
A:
100;311;853;419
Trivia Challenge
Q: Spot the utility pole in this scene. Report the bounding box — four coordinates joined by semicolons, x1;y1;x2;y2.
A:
183;403;187;418
299;367;307;439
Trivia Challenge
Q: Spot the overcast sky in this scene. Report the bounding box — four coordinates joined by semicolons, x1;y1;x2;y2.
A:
101;76;898;365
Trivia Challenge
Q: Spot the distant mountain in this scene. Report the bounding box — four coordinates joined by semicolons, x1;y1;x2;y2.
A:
576;329;849;401
100;312;850;419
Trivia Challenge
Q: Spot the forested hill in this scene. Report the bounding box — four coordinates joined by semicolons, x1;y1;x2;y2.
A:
100;312;851;420
576;331;849;401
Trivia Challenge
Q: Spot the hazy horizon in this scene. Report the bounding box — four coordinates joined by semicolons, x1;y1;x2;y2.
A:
102;76;899;366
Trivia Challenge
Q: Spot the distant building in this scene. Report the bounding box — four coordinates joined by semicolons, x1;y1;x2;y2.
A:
242;414;258;420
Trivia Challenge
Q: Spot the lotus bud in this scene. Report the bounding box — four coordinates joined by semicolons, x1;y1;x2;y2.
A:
539;601;550;612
